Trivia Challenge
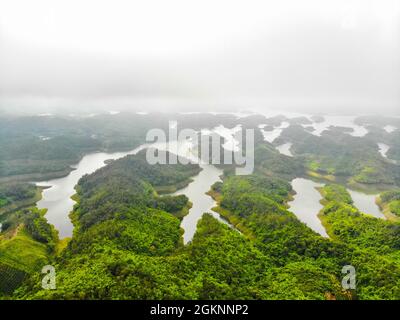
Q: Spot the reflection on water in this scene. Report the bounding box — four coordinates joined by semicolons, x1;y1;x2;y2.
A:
288;178;328;237
347;189;385;219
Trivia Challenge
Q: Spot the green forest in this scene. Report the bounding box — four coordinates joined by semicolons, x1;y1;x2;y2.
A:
1;113;400;300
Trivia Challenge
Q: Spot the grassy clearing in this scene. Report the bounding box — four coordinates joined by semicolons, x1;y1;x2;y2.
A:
0;226;50;296
0;227;48;273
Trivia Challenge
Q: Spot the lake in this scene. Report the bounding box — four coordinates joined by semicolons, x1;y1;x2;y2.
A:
34;116;380;242
36;145;147;238
259;121;290;143
303;116;368;137
288;178;328;237
152;136;237;244
276;143;293;157
347;189;385;219
36;131;236;242
173;163;234;244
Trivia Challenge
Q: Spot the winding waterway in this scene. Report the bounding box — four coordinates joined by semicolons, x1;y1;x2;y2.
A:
259;121;290;143
34;115;386;243
36;134;235;242
303;116;368;137
347;189;385;219
173;163;232;244
288;178;328;237
378;143;390;159
36;145;147;238
378;142;397;164
151;137;236;243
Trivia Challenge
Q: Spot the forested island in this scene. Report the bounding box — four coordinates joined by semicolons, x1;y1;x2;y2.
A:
1;112;400;299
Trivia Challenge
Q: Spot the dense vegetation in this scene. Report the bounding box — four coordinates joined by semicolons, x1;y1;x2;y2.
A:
1;113;400;300
14;154;396;299
380;190;400;217
320;184;353;205
13;152;347;299
0;208;57;297
276;125;400;186
72;150;200;231
0;112;246;181
0;183;58;297
318;185;400;298
0;183;37;209
356;116;400;163
212;177;400;299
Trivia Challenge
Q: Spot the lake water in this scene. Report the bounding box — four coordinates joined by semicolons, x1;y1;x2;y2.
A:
287;179;386;238
152;137;237;244
34;115;379;242
383;125;397;133
259;121;290;143
276;143;293;157
377;142;397;164
36;145;147;238
347;189;385;219
258;115;368;149
173;163;234;244
36;132;235;242
288;178;328;237
213;124;242;151
378;143;390;159
303;116;368;137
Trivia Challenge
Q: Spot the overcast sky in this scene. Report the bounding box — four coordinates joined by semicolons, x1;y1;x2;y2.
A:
0;0;399;115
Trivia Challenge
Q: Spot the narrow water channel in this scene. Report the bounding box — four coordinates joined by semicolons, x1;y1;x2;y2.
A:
173;163;233;244
36;145;147;238
36;132;237;242
152;136;238;244
288;178;328;237
347;189;386;219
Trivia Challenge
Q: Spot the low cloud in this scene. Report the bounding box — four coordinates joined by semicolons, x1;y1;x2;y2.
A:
1;0;399;115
